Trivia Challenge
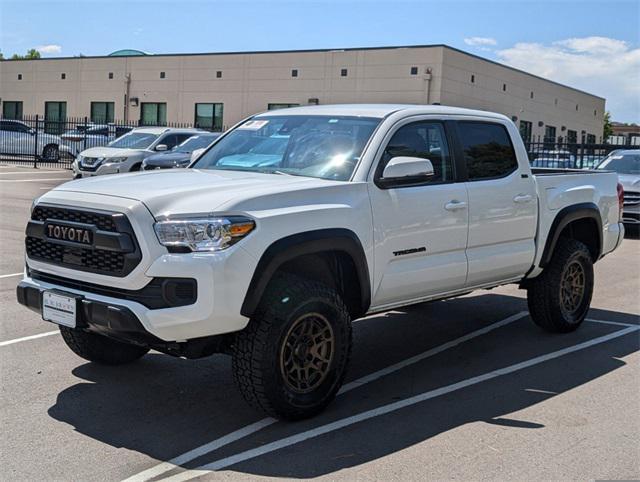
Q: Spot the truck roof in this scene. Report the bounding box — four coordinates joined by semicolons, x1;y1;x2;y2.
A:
255;103;510;120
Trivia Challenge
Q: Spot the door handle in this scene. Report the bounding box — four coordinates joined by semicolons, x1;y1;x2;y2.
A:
513;194;533;204
444;200;467;211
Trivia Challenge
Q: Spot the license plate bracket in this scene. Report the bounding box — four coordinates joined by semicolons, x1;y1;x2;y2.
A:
42;291;79;328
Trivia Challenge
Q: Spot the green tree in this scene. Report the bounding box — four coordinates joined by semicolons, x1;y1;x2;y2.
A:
10;49;41;60
603;111;613;142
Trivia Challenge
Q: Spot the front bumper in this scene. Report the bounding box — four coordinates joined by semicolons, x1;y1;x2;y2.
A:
17;282;162;346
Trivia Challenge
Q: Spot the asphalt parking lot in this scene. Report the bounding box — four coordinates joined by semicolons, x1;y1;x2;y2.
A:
1;163;639;481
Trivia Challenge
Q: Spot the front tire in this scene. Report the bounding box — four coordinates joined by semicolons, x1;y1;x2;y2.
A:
527;238;594;333
59;327;149;365
232;274;352;420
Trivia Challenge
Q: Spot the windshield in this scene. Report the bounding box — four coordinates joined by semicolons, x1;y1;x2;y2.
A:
192;115;381;180
175;135;218;153
598;153;640;174
108;132;159;149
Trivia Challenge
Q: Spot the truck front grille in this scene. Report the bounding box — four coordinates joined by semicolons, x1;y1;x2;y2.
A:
26;205;141;277
623;191;640;206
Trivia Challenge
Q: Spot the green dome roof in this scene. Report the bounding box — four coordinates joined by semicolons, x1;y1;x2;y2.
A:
108;49;149;57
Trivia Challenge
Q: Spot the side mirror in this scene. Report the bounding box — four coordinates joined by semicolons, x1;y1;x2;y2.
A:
379;156;434;188
190;148;205;162
155;144;168;152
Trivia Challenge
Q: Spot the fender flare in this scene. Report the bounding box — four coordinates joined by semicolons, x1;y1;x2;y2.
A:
240;228;371;318
539;202;602;268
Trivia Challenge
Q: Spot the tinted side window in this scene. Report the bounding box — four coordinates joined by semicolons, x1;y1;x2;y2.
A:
160;134;179;149
379;122;453;183
458;122;518;180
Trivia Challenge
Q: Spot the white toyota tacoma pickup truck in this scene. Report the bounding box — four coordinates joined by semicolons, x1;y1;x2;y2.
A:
17;105;625;420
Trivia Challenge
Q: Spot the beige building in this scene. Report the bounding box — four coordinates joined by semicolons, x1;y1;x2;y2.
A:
0;44;605;142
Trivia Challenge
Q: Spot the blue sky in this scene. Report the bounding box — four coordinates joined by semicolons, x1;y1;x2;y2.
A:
1;0;639;122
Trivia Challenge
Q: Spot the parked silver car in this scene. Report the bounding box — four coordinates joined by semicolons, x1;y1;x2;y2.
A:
597;149;640;226
72;127;205;178
0;119;70;161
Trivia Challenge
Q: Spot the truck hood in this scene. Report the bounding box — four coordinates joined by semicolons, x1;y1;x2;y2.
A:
51;169;341;218
80;146;146;158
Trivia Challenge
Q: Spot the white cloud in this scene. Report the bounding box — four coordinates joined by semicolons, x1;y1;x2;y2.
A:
496;36;640;123
464;37;497;47
36;44;62;54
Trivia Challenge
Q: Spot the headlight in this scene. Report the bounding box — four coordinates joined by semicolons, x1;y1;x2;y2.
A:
154;216;255;252
107;157;128;164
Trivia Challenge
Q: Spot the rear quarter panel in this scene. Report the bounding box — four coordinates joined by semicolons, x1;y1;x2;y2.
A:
529;170;621;277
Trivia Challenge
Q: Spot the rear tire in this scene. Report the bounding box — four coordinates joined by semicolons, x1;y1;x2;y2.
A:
59;327;149;365
42;144;59;161
232;274;352;420
527;238;594;333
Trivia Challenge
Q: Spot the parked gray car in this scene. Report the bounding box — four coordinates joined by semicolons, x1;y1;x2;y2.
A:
72;127;205;178
597;149;640;227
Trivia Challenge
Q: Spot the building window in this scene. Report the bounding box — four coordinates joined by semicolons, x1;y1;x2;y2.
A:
576;104;579;111
519;120;532;143
194;103;223;131
586;134;596;144
216;71;222;78
340;68;348;77
140;102;167;126
470;74;475;83
567;130;577;144
61;73;66;80
594;109;597;116
2;101;23;120
291;69;298;77
90;102;115;123
544;125;557;148
108;72;114;79
530;91;534;99
268;103;300;111
410;66;418;75
160;71;166;79
17;74;23;80
502;83;506;92
44;101;67;134
554;98;558;106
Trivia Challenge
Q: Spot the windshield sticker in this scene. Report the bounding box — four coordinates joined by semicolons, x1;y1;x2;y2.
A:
239;120;269;130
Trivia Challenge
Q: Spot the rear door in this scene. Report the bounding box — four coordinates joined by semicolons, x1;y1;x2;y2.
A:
369;119;469;308
454;120;537;286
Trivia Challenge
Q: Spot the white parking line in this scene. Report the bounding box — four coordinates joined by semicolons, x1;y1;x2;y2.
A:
0;171;69;175
123;311;528;482
586;318;637;328
0;272;22;279
0;178;70;183
0;331;59;347
165;323;640;480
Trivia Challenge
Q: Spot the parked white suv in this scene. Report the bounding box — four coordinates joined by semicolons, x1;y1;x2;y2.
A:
0;119;69;161
72;127;204;177
18;105;624;420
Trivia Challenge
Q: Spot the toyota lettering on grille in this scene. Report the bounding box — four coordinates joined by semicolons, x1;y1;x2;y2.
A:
45;223;93;245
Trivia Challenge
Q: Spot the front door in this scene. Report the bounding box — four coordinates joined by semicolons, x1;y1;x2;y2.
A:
369;120;469;308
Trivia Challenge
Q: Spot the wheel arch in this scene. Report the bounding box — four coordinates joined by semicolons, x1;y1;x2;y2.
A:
241;228;371;319
540;202;602;268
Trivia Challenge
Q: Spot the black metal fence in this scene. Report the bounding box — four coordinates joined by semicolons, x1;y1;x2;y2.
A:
1;115;638;170
524;135;638;169
0;115;227;169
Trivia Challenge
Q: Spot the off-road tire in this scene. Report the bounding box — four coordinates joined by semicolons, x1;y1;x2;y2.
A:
59;326;149;365
232;274;352;420
527;238;594;333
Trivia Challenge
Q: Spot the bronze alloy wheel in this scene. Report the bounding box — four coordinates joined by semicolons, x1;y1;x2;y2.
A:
280;312;335;394
559;259;586;317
